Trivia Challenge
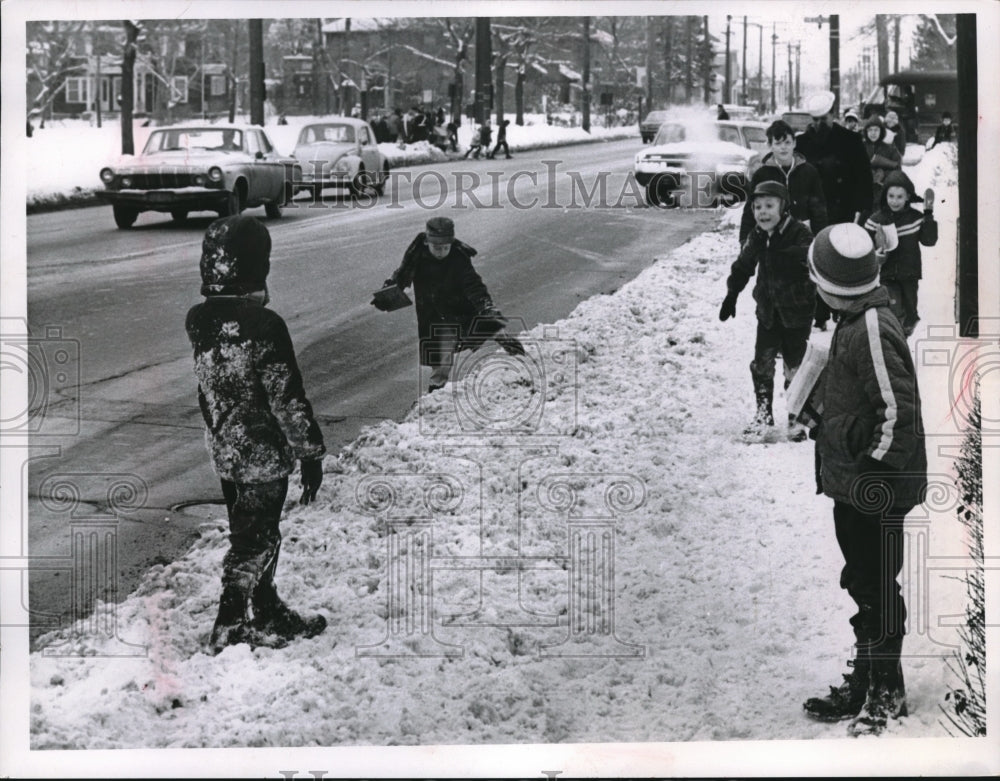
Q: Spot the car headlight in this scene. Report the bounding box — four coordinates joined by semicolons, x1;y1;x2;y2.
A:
333;158;351;174
121;176;133;188
193;174;207;186
208;166;223;182
100;168;115;185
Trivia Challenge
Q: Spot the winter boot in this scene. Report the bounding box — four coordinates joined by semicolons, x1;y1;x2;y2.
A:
803;654;870;721
251;549;327;642
848;648;907;736
743;363;774;438
209;582;288;654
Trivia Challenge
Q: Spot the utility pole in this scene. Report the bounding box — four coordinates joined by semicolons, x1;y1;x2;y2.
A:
830;14;840;115
645;16;654;110
770;24;776;112
956;13;977;336
248;19;264;126
724;15;731;103
786;42;793;109
741;15;747;104
893;16;900;73
473;17;491;125
757;24;763;110
582;16;591;132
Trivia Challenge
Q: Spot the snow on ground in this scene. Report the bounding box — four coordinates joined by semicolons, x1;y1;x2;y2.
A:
24;112;639;210
23;143;975;759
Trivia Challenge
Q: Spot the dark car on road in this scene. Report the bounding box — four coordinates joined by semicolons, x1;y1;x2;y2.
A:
640;110;671;143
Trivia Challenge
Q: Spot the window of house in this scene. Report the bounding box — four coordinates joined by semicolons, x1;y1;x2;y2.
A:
210;75;226;96
65;77;88;104
171;75;189;104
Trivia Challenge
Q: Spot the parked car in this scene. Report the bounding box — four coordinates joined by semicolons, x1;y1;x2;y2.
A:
291;117;389;199
639;110;671;143
97;124;299;229
633;119;762;207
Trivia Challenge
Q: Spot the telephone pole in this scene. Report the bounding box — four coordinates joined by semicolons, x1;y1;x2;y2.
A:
249;19;264;126
770;24;777;112
473;18;491;125
724;15;732;103
741;15;747;104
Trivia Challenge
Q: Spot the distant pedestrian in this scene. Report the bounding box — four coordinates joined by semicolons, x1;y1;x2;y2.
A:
386;109;402;143
720;181;815;441
882;111;907;157
717;103;730;120
795;90;873;330
186;215;327;655
377;216;524;393
446;119;459;151
861;115;902;210
803;222;926;736
930;111;956;148
487;119;512;159
842;109;860;133
740;119;827;243
863;170;938;336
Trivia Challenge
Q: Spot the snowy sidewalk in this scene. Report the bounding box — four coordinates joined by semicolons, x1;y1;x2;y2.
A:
20;145;976;765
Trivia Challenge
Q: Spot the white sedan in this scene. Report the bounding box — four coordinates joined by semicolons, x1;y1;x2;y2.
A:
291;117;390;200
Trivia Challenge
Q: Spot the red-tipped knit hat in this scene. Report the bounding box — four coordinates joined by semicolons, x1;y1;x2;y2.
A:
808;224;880;297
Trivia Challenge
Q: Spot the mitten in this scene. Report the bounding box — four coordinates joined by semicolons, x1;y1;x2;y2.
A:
299;458;324;505
923;187;935;212
719;291;738;322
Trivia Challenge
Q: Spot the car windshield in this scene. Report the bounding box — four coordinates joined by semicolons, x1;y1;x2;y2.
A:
652;123;686;144
299;124;356;144
742;127;768;151
143;128;243;154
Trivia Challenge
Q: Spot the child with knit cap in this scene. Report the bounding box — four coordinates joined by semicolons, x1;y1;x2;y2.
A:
802;223;927;736
720;180;815;441
863;170;937;336
186;215;327;654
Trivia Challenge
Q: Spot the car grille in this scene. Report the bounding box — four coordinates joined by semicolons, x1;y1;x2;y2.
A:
643;153;690;167
118;172;201;189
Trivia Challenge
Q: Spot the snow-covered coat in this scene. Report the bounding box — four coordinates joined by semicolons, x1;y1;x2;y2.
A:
726;214;816;330
795;120;873;223
739;151;828;243
815;286;927;508
391;233;499;367
186;298;326;483
863;170;938;280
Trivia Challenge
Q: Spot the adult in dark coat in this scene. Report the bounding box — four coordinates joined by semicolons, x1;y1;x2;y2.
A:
739;120;828;244
795;90;873;329
386;217;523;392
186;215;327;654
930;112;956;148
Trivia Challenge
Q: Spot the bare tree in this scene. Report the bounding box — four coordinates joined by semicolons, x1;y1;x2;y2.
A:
121;20;141;154
25;21;87;122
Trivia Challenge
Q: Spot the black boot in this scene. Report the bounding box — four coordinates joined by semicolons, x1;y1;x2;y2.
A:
250;545;327;642
743;363;774;438
848;639;907;736
803;653;870;721
210;545;288;654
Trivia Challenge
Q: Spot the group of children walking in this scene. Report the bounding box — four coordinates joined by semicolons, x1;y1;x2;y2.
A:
718;90;945;736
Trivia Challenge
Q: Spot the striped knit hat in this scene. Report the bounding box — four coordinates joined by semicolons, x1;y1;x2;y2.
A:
808;224;880;297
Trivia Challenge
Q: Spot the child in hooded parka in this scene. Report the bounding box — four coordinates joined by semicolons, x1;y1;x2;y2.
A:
863;169;937;336
186;215;327;654
861;115;902;209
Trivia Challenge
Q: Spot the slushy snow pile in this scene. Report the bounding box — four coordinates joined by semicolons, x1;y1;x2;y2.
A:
27;145;972;750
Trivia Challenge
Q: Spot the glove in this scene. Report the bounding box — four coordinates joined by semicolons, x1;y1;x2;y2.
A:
299;458;324;506
496;333;526;356
923;187;935;212
719;291;738;322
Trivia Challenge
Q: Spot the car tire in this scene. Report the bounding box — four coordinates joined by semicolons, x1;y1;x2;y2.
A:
645;175;677;208
219;188;242;217
348;168;367;199
170;209;189;223
312;184;324;203
373;163;389;196
113;205;139;229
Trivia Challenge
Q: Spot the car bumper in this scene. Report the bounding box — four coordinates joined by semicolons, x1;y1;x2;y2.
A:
96;188;228;211
298;171;353;187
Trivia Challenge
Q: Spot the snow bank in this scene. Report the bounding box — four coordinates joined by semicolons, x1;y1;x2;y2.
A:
24;113;639;210
26;143;972;759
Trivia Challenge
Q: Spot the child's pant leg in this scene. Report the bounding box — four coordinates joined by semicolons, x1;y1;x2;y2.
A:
752;320;783;380
779;323;813;387
219;478;288;591
832;500;908;655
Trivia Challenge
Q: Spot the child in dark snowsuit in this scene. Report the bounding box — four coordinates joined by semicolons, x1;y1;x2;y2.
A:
186;215;327;654
720;180;815;441
863;169;937;336
381;216;524;393
803;223;927;736
487;119;512;159
862;115;902;210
